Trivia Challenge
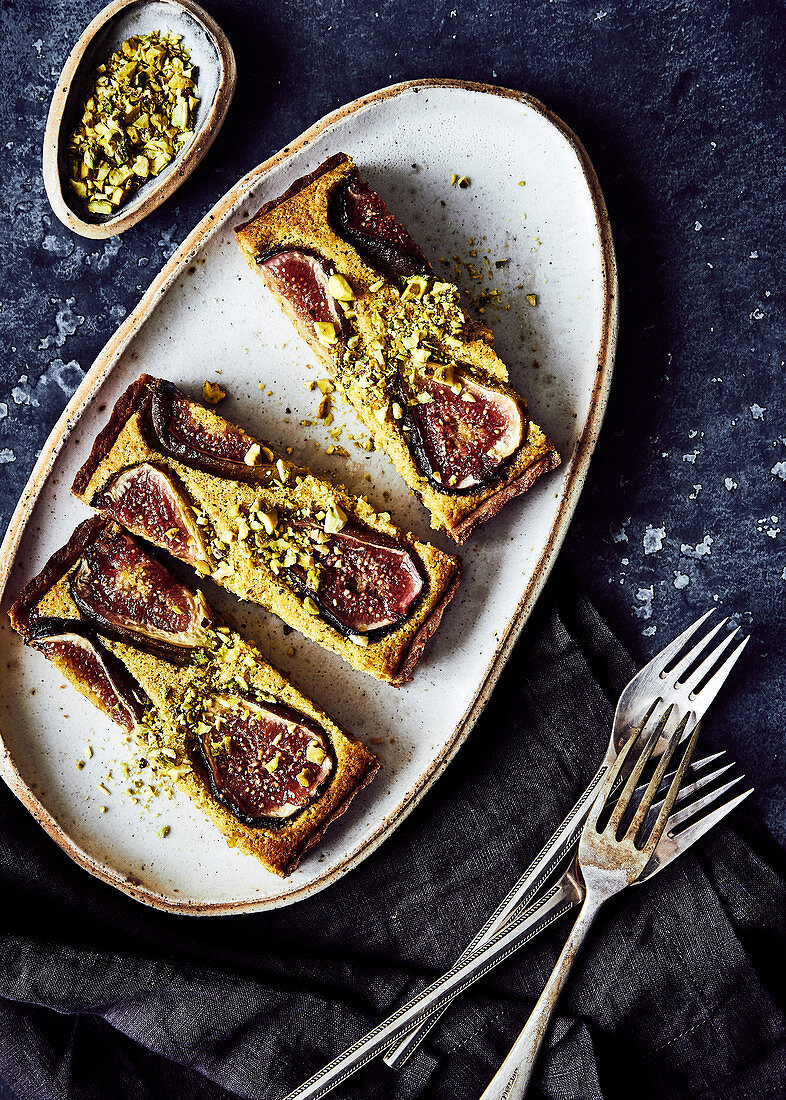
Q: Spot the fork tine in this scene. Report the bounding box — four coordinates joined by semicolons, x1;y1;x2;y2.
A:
666;616;730;683
679;625;741;695
606;706;676;835
635;609;716;682
624;712;694;843
689;636;750;711
636;719;701;854
667;787;753;850
585;712;652;832
669;761;735;812
667;775;744;830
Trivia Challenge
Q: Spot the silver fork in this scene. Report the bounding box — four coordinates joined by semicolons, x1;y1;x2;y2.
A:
282;742;747;1100
478;708;702;1100
385;609;749;1068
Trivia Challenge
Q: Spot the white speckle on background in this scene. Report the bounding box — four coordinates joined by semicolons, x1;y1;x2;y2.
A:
11;376;39;407
611;518;630;543
681;535;714;559
757;516;781;539
595;9;608;18
634;586;654;620
39;359;84;395
694;221;702;231
771;462;786;481
689;484;701;500
673;571;690;590
0;449;16;463
750;250;759;258
32;38;42;55
642;625;657;637
750;404;766;420
724;477;738;490
683;451;699;464
0;402;7;421
643;525;665;554
38;297;84;349
750;307;765;321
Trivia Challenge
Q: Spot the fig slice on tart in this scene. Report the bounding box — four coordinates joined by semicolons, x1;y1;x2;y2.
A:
284;520;426;637
328;170;430;279
70;527;212;662
402;364;526;493
257;249;349;347
195;693;334;825
91;462;211;572
147;380;280;483
28;617;149;732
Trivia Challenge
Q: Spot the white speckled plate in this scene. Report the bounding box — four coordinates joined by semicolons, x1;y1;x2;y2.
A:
0;80;616;913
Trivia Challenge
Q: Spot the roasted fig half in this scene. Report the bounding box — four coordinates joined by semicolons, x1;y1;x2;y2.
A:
91;462;211;572
195;693;334;825
70;528;212;662
29;617;149;731
401;365;526;493
328;170;430;279
286;521;425;637
148;380;279;483
256;248;349;346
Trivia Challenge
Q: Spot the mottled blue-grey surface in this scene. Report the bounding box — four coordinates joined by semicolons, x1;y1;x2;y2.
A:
0;0;784;871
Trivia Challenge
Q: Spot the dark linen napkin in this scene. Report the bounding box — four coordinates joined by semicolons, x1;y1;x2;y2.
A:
1;570;785;1100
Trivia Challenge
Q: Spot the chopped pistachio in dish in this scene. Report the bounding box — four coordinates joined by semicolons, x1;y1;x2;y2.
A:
67;31;200;215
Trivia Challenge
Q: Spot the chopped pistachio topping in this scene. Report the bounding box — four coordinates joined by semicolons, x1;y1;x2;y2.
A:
158;825;171;838
244;443;262;466
314;321;338;344
296;769;313;788
324;502;347;534
202;381;226;405
306;741;327;765
67;31;200;215
350;634;369;647
327;273;355;301
526;293;538;306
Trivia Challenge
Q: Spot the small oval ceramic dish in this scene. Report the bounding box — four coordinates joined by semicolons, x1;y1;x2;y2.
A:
43;0;236;239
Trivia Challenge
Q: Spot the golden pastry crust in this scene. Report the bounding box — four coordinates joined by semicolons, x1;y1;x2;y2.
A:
72;375;462;685
234;153;561;542
9;517;379;877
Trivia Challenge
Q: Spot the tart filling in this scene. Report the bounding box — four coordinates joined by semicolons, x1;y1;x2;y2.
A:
234;153;561;542
196;694;334;824
93;462;212;571
9;517;380;876
72;375;461;684
70;525;212;661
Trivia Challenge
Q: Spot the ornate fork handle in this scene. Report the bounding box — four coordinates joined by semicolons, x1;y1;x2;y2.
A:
383;760;609;1068
479;887;604;1100
282;879;579;1100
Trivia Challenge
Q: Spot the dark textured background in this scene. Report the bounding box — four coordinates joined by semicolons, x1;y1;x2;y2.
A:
0;1;784;1097
0;0;784;931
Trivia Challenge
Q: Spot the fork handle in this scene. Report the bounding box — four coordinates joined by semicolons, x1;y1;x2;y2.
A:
479;892;603;1100
384;761;610;1069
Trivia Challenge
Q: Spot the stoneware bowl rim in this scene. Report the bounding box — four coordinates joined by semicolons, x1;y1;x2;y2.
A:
42;0;237;239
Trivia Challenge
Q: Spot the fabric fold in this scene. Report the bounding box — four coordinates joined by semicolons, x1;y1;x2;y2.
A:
1;570;785;1099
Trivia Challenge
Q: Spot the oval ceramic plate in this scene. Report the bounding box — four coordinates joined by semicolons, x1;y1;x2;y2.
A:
43;0;236;238
0;81;617;913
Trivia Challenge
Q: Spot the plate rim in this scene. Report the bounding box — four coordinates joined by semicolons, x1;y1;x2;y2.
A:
0;78;618;914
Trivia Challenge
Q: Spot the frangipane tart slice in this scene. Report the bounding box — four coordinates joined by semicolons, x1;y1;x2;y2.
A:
234;152;561;543
72;375;462;685
8;518;379;878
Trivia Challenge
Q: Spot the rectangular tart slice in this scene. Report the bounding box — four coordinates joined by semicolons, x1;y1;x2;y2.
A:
234;152;561;543
9;517;379;877
71;375;461;686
